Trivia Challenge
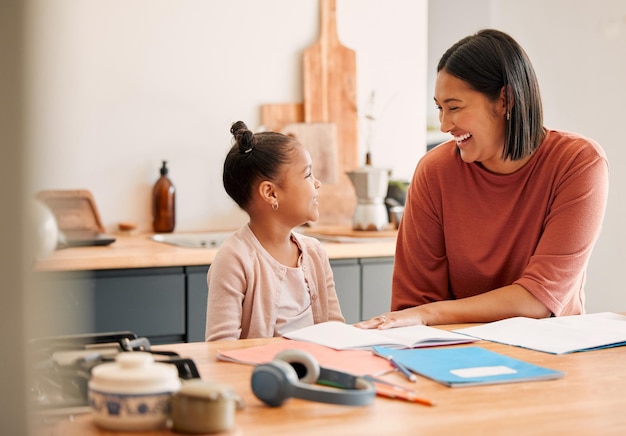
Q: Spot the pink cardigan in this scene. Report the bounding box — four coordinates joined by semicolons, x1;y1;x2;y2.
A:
205;224;344;341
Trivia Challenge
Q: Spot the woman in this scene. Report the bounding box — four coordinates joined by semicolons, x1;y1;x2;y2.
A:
357;29;608;329
206;121;344;341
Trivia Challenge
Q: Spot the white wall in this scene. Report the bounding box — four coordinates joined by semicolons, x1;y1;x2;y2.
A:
26;0;428;233
428;0;626;312
426;0;492;130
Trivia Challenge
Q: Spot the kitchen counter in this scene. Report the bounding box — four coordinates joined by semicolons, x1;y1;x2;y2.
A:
34;229;397;272
31;228;398;342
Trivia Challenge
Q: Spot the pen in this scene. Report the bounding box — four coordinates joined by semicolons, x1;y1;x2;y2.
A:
387;355;417;383
373;383;434;407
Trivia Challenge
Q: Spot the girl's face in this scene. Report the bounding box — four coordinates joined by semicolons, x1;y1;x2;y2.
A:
434;70;508;173
275;143;321;225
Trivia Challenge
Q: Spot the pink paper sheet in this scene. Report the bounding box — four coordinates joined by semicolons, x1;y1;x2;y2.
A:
217;339;392;376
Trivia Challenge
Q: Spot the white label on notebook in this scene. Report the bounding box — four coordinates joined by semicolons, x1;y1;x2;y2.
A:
450;365;517;378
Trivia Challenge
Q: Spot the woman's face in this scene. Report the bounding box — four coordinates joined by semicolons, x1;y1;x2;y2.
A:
434;70;508;172
276;144;321;225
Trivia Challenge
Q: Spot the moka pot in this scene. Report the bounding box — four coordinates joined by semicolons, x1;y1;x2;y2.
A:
346;166;389;231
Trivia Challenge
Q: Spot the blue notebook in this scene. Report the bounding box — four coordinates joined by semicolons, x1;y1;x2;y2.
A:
372;346;564;388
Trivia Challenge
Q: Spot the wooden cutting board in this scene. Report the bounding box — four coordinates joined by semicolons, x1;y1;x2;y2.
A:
260;103;304;132
281;122;338;185
303;0;359;172
260;104;355;225
302;0;359;227
281;122;353;225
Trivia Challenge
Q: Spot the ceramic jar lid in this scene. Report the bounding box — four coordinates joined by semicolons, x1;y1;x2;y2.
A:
90;352;181;394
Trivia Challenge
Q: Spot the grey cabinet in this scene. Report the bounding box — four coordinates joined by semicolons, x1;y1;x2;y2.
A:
32;267;186;345
332;257;394;323
93;268;185;344
32;257;393;344
360;257;394;320
186;265;209;342
330;259;361;324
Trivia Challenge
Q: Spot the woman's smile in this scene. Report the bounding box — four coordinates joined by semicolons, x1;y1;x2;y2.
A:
454;132;473;147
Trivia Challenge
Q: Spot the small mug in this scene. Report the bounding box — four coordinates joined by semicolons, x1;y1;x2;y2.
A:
171;379;244;434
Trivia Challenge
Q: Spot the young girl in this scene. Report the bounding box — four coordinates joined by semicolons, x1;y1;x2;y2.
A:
205;121;345;341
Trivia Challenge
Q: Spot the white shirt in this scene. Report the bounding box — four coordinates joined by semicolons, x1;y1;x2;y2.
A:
275;257;314;336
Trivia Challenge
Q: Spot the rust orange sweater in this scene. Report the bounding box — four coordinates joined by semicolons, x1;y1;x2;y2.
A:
392;130;608;316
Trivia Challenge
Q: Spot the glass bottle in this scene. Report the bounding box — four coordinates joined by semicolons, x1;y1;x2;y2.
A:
152;161;175;233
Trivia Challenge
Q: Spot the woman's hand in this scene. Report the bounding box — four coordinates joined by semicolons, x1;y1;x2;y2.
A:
354;307;426;330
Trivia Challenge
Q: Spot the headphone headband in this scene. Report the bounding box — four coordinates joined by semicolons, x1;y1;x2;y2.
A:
251;350;375;407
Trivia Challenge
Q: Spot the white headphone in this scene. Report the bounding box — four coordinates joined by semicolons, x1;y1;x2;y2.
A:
251;349;376;407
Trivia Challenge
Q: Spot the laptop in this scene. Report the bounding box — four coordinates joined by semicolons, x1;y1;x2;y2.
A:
58;229;116;247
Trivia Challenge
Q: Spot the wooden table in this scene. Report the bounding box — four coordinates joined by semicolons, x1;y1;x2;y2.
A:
42;329;626;435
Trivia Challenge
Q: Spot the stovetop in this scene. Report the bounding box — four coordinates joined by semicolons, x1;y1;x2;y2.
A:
29;331;200;418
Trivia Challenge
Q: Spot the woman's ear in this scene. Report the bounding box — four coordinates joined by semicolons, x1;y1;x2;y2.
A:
500;84;514;115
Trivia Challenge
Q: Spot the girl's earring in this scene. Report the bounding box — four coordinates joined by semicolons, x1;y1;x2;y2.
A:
272;203;279;211
506;111;511;121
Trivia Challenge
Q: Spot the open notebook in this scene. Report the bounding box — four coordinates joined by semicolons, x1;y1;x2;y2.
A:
283;321;476;351
453;312;626;354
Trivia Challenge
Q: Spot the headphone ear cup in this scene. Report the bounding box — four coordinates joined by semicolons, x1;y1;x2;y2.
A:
251;360;299;407
273;349;320;384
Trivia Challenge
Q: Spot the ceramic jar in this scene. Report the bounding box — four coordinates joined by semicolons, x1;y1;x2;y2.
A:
88;352;181;431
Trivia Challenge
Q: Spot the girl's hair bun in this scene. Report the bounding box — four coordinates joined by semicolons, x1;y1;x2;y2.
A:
230;121;255;154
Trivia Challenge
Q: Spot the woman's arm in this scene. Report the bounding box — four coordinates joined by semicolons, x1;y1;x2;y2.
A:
356;283;551;329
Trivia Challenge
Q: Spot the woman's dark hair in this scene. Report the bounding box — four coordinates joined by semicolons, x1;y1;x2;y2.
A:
437;29;544;160
223;121;298;210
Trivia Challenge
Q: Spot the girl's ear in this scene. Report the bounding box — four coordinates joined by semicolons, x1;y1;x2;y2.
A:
257;180;277;206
